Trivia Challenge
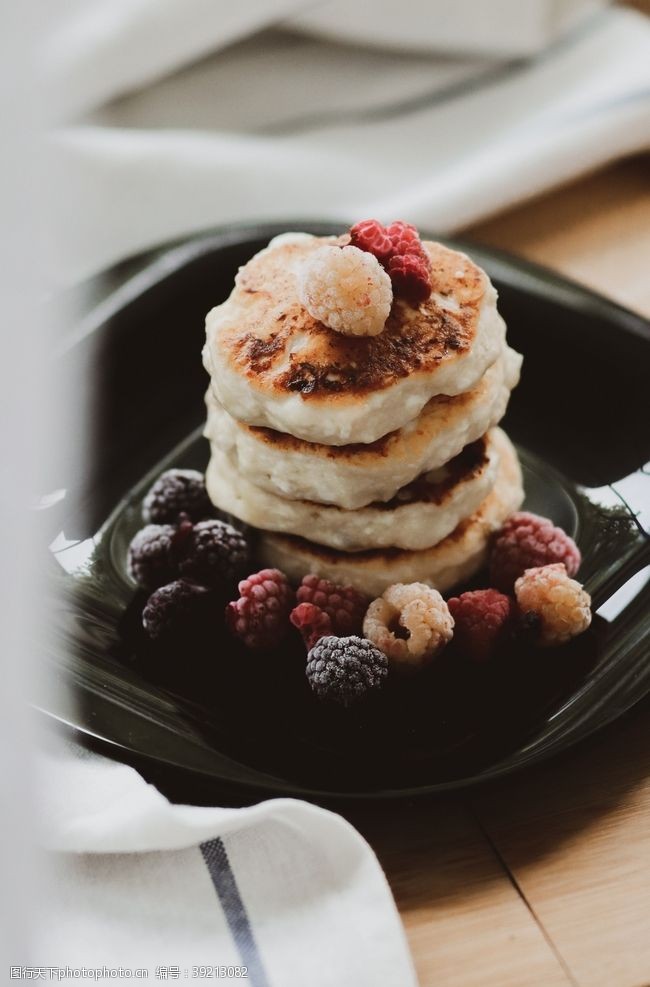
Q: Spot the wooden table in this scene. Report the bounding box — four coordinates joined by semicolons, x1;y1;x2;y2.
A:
348;156;650;987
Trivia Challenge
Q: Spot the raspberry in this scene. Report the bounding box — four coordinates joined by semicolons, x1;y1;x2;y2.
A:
490;512;581;591
142;579;210;641
386;221;430;265
387;252;432;304
363;582;454;670
349;219;394;264
179;518;249;590
515;563;592;647
290;602;333;650
225;568;294;650
299;245;392;337
306;635;388;705
296;574;368;637
447;589;513;662
127;520;191;590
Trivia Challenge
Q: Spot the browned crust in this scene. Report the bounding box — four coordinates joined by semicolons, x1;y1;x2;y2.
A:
215;236;486;401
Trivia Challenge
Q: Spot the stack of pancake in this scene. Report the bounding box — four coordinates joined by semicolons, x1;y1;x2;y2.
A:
203;232;524;596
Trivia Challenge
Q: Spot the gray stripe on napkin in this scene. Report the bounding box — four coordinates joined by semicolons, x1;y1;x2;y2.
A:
200;837;271;987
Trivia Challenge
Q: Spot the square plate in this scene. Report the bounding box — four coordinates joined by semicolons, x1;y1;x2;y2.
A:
42;224;650;802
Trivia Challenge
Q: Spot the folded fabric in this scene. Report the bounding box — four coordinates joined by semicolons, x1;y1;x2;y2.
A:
45;0;609;116
37;741;418;986
47;8;650;282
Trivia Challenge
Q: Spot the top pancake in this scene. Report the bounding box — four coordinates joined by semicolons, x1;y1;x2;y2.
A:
204;232;506;445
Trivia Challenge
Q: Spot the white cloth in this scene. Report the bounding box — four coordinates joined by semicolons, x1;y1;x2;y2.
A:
38;741;417;986
44;3;650;282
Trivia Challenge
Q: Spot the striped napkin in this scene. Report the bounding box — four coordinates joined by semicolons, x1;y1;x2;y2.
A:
36;741;418;986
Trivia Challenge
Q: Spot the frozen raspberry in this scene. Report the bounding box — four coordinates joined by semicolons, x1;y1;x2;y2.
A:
225;568;294;650
490;512;581;591
142;579;210;641
299;244;392;337
143;469;213;524
349;219;394;264
386;221;430;266
179;518;249;590
447;589;513;662
127;519;192;590
290;602;333;650
515;563;592;647
306;635;388;706
296;574;368;637
388;252;432;304
363;582;454;670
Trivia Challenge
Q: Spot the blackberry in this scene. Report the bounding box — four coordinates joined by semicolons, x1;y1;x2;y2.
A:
142;579;211;640
179;518;249;590
143;469;213;524
306;635;388;706
127;523;186;590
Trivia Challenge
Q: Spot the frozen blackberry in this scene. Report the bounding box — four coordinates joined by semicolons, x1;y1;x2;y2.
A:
179;518;249;590
142;579;210;641
226;568;294;650
306;635;388;706
143;469;213;524
127;522;189;590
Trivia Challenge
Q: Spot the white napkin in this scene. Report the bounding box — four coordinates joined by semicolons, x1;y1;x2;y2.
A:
37;740;417;986
45;4;650;283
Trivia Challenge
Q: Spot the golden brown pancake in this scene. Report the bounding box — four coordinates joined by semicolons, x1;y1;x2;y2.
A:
257;430;524;596
204;346;521;508
206;431;500;551
203;233;506;445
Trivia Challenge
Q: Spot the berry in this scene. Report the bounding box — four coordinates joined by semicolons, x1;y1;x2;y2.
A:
386;221;429;264
127;521;190;590
363;582;454;670
387;252;432;304
515;563;592;647
299;245;392;337
143;469;213;524
296;574;368;637
290;601;333;650
349;219;394;264
447;589;513;662
142;579;210;640
179;518;249;590
490;512;581;591
306;635;388;705
225;568;294;650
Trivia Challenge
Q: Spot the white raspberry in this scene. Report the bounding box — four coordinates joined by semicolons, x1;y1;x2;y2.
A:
515;563;592;647
363;582;454;671
298;244;393;337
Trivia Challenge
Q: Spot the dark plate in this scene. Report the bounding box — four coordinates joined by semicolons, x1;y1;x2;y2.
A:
42;223;650;802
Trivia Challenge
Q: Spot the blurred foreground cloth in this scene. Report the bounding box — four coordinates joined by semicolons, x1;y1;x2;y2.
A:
45;1;650;282
38;741;417;986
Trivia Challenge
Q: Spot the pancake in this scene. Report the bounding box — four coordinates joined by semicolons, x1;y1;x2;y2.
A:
205;345;521;509
203;232;506;445
257;429;524;596
206;431;500;552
